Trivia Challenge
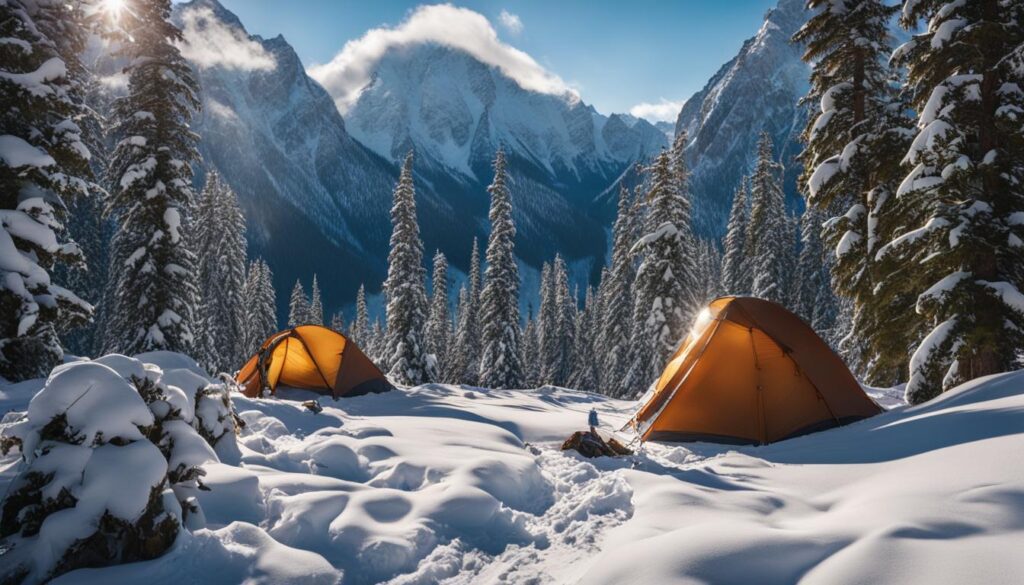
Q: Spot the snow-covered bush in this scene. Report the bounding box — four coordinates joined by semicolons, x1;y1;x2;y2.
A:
0;355;239;582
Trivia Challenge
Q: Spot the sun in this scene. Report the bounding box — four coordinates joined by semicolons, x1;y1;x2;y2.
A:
101;0;126;20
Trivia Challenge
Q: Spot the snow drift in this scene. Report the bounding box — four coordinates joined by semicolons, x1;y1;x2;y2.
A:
2;353;1022;584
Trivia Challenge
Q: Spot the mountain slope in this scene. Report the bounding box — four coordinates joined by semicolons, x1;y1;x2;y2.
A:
342;43;668;276
676;0;810;237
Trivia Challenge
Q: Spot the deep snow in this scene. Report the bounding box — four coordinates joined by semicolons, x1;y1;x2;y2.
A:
1;354;1023;584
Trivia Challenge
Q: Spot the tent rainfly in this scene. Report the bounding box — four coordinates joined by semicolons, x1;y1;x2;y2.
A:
631;296;881;445
237;325;391;399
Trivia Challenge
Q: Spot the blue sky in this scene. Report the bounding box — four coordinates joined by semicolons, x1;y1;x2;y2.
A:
215;1;779;121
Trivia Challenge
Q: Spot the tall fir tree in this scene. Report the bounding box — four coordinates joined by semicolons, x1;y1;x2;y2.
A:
695;238;722;306
794;0;916;383
352;283;370;347
881;0;1024;403
287;279;310;327
425;250;452;381
105;0;201;355
720;178;752;294
241;259;277;354
330;312;345;334
0;0;94;378
194;171;247;373
598;186;636;397
308;274;324;326
623;144;698;393
791;206;837;340
450;237;482;384
478;147;523;389
521;305;540;388
568;287;599;392
746;133;792;305
383;151;431;385
536;262;555;384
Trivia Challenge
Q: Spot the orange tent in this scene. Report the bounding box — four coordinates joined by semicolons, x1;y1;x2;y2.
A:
632;297;881;445
237;325;391;399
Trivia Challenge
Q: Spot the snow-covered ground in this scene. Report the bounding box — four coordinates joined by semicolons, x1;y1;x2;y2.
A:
2;354;1023;584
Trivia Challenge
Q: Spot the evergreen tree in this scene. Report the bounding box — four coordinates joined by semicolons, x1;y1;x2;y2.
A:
720;178;752;294
0;0;94;378
598;186;636;397
369;318;384;364
695;238;722;306
792;206;837;338
330;312;345;334
794;0;916;383
883;0;1024;403
521;305;540;388
537;261;557;385
478;148;523;389
383;151;430;385
746;133;792;305
540;256;575;386
287;279;310;327
425;250;452;381
241;259;276;354
623;144;698;392
352;283;370;347
105;0;201;355
568;287;599;392
450;237;482;384
308;274;324;326
194;171;247;373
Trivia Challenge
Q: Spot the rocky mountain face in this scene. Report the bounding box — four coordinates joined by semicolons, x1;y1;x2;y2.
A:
343;43;668;275
676;0;810;237
165;0;667;317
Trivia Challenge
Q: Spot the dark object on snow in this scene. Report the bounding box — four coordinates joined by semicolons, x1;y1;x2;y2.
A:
302;400;323;414
561;430;633;458
588;408;599;428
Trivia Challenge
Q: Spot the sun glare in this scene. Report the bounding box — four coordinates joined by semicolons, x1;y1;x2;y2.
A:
102;0;126;20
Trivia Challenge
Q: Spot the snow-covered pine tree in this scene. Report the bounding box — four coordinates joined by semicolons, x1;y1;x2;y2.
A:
287;279;310;327
425;250;452;381
720;178;752;295
330;312;345;334
568;287;599;392
383;151;431;385
352;283;370;347
746;133;792;305
194;171;247;373
539;255;575;386
478;147;523;389
450;237;482;384
791;206;837;338
309;274;323;326
695;238;722;306
794;0;916;383
105;0;200;355
624;144;698;392
598;185;636;397
369;317;384;363
521;305;540;388
241;258;276;353
669;131;701;321
537;261;556;385
880;0;1024;403
0;0;94;378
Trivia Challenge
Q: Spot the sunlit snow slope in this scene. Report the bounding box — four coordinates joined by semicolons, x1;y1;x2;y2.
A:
2;356;1022;584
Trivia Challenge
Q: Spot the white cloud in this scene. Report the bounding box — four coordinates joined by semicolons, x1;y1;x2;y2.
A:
206;98;239;121
308;4;574;114
498;10;523;35
178;6;275;71
629;98;685;123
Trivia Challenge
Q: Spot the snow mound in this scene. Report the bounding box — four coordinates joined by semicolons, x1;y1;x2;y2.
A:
4;353;1024;584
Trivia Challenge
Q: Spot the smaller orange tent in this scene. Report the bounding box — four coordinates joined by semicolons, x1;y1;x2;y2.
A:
632;296;881;445
237;325;391;399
